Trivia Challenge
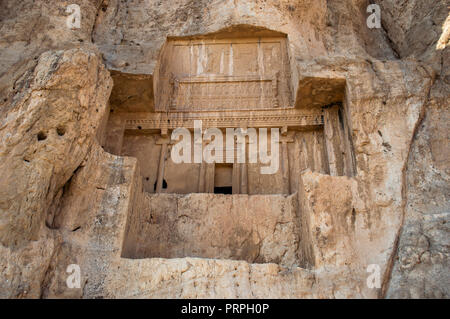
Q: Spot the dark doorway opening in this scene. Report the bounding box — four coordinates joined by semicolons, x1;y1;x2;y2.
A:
153;179;167;191
214;163;233;194
214;186;233;194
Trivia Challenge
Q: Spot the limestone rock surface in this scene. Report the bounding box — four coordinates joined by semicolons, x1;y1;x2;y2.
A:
0;0;448;299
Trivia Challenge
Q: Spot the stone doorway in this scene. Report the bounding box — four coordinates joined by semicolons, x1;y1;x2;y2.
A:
214;163;233;194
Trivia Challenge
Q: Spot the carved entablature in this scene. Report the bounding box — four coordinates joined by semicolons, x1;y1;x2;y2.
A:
124;108;323;131
155;37;293;112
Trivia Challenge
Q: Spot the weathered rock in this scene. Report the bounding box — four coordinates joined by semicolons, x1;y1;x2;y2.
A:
0;0;448;299
122;193;301;267
385;82;450;298
0;48;112;247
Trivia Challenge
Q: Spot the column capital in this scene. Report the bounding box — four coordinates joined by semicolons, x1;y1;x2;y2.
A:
156;136;172;145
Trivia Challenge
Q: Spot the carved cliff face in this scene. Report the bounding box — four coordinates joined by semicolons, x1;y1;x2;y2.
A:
0;0;448;299
101;30;354;199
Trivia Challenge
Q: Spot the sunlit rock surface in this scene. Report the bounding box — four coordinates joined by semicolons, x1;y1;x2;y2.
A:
0;0;448;298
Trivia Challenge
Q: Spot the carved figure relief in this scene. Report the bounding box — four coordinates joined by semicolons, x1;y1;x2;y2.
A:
155;37;293;111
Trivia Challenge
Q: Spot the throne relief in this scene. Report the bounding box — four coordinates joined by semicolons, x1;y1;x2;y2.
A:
156;37;293;112
169;72;279;110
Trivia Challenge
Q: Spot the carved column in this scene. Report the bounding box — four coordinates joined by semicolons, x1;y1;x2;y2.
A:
155;129;170;193
198;162;206;193
198;138;206;193
232;164;240;194
196;138;214;193
205;164;215;193
238;137;248;194
240;163;248;194
280;127;294;194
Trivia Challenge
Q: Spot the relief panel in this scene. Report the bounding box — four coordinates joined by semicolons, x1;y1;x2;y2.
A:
156;37;293;111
